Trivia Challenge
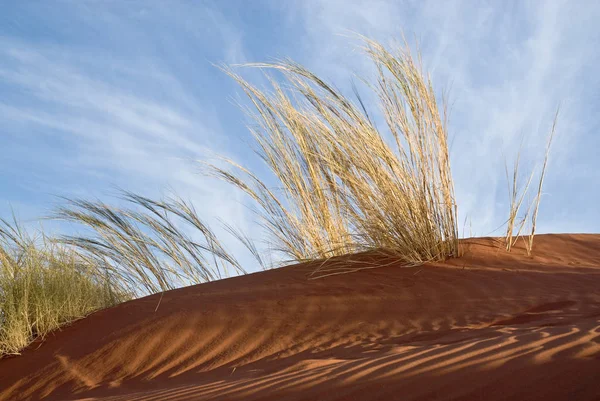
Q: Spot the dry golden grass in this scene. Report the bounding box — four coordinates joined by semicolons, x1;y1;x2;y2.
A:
504;109;559;255
527;109;559;255
209;37;459;265
1;191;246;356
55;191;246;295
505;143;535;252
0;217;126;356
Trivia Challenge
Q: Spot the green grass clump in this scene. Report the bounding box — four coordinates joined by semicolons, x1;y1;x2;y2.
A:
0;218;127;357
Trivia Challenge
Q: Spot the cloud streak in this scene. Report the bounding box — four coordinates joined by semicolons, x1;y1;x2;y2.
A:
0;3;259;268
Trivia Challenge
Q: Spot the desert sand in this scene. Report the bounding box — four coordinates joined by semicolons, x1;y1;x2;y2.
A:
1;234;599;401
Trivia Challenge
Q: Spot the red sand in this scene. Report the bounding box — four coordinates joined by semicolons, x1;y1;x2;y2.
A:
1;234;599;401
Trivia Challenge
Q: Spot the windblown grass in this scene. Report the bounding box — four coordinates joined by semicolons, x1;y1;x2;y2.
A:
0;217;126;357
1;190;245;356
527;109;559;255
55;191;246;295
504;109;559;255
209;37;459;265
505;143;535;252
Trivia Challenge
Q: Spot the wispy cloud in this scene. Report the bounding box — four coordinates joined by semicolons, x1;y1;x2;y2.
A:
0;3;258;267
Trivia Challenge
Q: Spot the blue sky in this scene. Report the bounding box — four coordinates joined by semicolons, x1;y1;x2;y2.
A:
1;1;599;271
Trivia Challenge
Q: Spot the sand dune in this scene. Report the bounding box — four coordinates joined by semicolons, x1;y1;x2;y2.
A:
1;234;599;400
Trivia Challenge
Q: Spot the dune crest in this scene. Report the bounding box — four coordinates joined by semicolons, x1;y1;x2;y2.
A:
1;234;599;401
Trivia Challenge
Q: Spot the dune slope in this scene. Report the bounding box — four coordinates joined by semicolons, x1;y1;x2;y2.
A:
1;234;600;401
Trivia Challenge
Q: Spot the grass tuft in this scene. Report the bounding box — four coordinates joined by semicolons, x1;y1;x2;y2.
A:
0;216;126;357
55;191;246;295
526;109;559;255
209;37;459;265
505;142;535;252
504;108;559;255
